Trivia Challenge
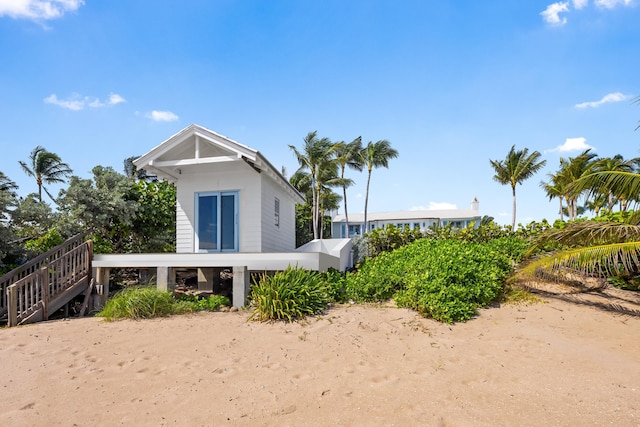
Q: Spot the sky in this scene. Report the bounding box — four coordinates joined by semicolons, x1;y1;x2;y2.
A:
0;0;639;226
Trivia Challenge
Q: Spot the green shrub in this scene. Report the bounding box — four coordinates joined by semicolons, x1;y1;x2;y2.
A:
395;240;510;323
177;293;230;311
366;224;423;258
249;266;330;322
97;286;177;320
346;239;516;323
97;286;230;320
319;267;349;303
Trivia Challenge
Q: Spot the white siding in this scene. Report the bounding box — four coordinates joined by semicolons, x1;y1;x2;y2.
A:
260;175;297;252
175;162;263;252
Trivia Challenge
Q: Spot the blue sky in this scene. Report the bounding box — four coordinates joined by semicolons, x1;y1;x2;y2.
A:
1;0;638;225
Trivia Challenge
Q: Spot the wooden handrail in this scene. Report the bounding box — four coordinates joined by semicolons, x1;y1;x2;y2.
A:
7;239;93;326
1;232;90;320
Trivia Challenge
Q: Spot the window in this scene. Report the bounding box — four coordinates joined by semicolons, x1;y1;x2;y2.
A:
274;197;280;227
196;191;238;252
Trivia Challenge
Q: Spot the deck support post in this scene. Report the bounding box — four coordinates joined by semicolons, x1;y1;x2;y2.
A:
156;266;176;292
197;268;215;291
232;266;250;308
93;267;110;310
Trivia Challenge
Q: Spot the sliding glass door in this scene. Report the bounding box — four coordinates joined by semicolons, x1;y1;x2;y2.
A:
196;191;238;252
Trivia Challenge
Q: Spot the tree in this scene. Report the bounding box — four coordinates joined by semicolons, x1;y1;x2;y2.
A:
57;166;138;253
524;165;640;284
334;137;363;237
490;145;546;229
0;171;17;193
290;163;341;243
124;156;158;182
557;150;598;220
19;146;72;202
591;154;638;212
540;171;567;221
289;132;341;239
361;140;398;233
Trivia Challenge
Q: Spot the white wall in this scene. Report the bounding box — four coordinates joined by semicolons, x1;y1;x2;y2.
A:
175;162;263;253
260;175;297;252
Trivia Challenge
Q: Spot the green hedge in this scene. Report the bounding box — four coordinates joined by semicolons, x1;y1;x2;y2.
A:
346;238;521;323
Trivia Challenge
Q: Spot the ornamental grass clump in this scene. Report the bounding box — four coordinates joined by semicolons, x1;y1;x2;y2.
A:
97;286;177;320
249;266;330;322
97;286;230;321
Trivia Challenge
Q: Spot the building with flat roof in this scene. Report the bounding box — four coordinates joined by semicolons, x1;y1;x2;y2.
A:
331;198;481;238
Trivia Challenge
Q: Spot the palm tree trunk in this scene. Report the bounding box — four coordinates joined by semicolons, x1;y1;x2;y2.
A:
559;198;563;221
311;175;319;240
511;185;517;229
364;168;372;234
342;168;350;238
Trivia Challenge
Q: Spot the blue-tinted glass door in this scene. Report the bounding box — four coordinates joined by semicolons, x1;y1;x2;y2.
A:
196;192;238;252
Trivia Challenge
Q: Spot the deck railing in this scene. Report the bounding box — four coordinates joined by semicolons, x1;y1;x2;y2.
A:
0;232;89;321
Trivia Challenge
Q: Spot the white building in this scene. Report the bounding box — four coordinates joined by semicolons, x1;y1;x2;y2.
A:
332;198;481;238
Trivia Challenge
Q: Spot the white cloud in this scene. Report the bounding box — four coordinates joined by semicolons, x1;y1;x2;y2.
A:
146;110;179;122
594;0;633;8
541;0;633;24
541;2;570;25
547;137;595;153
43;92;126;110
574;92;631;108
108;93;126;105
0;0;84;21
409;202;457;211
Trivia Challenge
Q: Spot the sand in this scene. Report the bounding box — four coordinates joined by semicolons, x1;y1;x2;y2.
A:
1;288;639;427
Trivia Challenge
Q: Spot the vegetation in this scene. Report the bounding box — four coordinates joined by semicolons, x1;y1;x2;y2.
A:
249;266;330;322
97;286;229;321
361;139;399;233
288;131;397;246
19;145;73;202
490;145;546;229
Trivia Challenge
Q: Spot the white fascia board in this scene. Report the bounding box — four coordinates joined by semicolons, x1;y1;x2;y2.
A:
134;124;198;168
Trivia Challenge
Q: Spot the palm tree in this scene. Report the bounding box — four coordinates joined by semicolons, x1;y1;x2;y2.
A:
0;172;17;193
490;145;546;229
290;162;342;240
333;137;363;236
591;154;638;212
558;150;598;220
289;132;341;239
523;165;640;283
19;146;73;202
540;172;566;221
361;140;398;233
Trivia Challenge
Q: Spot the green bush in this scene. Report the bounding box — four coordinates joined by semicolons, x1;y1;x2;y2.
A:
346;239;516;323
249;266;330;322
97;286;230;320
97;286;178;320
176;293;231;311
319;267;349;303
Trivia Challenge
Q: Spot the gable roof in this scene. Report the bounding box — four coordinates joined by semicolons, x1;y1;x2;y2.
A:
134;124;304;203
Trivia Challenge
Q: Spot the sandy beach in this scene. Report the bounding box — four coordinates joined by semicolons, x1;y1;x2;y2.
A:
1;288;639;427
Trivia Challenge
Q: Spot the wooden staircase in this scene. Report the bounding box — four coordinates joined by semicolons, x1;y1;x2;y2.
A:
0;233;93;327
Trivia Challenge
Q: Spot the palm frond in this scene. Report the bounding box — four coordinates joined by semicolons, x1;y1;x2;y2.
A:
521;241;640;281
